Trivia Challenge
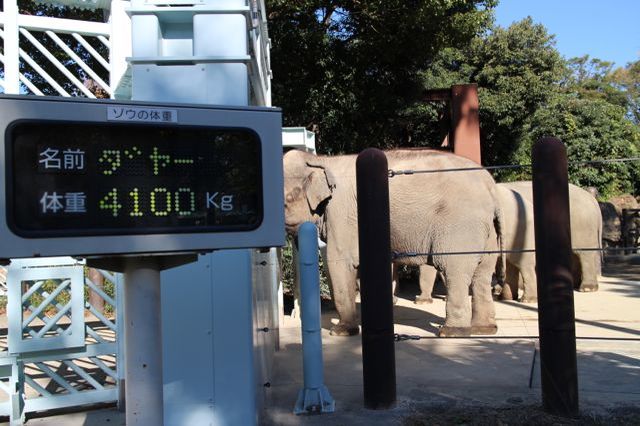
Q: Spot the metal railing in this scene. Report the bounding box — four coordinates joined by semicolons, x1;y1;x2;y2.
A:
0;10;111;97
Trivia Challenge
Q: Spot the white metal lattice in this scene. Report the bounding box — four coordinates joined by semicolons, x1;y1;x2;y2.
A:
7;261;85;354
0;10;111;97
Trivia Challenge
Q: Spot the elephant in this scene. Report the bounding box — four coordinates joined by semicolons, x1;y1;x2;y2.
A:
392;264;441;304
283;148;505;337
500;181;602;299
414;181;602;303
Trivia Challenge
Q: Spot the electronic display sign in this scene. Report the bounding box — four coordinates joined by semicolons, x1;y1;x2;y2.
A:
0;96;284;259
8;122;263;236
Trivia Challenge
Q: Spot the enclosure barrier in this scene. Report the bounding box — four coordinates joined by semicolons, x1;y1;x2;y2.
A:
356;148;397;410
294;222;335;415
1;260;122;425
284;141;640;415
532;137;579;417
348;139;633;417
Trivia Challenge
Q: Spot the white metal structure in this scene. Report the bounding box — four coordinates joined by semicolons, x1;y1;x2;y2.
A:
1;258;124;425
0;2;111;97
0;4;123;424
0;0;280;424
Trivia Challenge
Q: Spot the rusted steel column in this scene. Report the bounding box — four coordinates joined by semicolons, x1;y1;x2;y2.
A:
451;84;481;164
88;268;105;314
356;148;396;410
532;137;579;417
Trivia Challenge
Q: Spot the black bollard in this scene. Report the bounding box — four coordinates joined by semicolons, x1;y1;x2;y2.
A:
532;137;579;417
356;148;396;410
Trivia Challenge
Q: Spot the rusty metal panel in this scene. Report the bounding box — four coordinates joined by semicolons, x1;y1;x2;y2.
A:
450;84;481;165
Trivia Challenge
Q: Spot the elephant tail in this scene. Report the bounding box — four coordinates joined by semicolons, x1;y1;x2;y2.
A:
493;194;507;285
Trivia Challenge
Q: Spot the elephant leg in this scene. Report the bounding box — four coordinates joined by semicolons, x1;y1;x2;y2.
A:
415;264;437;304
576;251;599;292
438;269;473;337
519;265;538;303
391;263;399;305
470;255;498;335
327;260;360;336
501;262;520;301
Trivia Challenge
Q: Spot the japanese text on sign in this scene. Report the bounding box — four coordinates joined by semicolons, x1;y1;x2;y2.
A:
107;106;177;123
8;121;263;237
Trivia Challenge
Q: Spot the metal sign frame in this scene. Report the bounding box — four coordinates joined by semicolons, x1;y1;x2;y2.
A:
0;95;284;259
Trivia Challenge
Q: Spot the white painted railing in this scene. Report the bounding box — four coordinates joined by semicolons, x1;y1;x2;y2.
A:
0;7;111;97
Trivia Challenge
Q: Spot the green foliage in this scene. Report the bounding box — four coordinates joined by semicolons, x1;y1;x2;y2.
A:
26;279;72;313
511;94;640;198
611;60;640;124
418;18;640;195
268;0;497;153
420;18;566;168
21;269;116;317
101;277;116;315
280;237;331;300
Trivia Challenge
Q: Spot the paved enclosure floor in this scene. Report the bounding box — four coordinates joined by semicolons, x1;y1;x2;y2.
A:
4;256;640;425
264;258;640;425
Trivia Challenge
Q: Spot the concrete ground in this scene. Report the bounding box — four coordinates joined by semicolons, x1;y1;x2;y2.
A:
264;257;640;425
6;256;640;425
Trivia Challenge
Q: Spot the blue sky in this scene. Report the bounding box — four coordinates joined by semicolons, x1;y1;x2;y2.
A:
494;0;640;68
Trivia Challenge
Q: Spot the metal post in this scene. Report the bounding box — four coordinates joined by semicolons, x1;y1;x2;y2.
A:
88;268;105;314
356;148;396;410
3;0;21;94
450;84;481;164
124;257;164;426
532;137;579;417
294;222;335;414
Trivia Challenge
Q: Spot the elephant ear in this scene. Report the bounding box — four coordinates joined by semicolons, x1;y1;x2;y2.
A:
304;166;334;212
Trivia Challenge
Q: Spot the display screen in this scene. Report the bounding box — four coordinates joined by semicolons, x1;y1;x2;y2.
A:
6;121;263;237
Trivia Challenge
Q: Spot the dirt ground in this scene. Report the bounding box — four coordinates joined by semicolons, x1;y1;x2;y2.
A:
402;255;640;426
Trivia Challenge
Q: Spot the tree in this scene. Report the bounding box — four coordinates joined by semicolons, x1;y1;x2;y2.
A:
416;17;640;196
267;0;497;154
511;94;640;198
562;55;628;111
611;59;640;124
418;18;565;167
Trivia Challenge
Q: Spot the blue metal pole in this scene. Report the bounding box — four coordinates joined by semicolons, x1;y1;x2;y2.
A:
294;222;335;414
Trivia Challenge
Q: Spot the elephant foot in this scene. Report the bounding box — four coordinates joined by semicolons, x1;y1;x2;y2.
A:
499;284;516;301
393;295;398;305
414;294;433;305
438;326;471;338
492;284;503;300
330;323;360;337
471;325;498;335
519;296;537;304
577;282;598;292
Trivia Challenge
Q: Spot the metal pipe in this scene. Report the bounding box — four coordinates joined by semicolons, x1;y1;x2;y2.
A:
124;257;164;425
532;136;579;417
294;222;335;414
356;148;397;410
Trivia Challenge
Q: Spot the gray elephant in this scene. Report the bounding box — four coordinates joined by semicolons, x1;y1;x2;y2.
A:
415;181;602;303
283;149;505;337
393;264;441;304
500;181;602;300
